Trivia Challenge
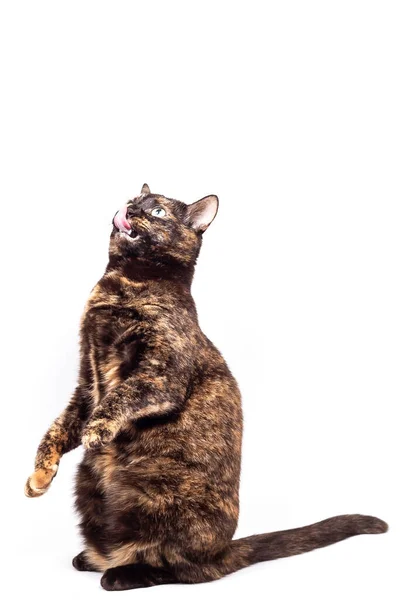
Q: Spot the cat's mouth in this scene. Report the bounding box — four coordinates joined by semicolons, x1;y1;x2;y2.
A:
113;205;140;241
118;229;139;240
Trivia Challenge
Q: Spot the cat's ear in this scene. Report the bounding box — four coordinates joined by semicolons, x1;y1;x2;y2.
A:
141;183;151;194
185;195;219;232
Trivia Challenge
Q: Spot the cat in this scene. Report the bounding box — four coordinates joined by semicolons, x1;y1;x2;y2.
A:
25;184;388;591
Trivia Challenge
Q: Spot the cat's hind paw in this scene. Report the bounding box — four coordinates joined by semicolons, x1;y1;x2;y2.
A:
72;551;99;572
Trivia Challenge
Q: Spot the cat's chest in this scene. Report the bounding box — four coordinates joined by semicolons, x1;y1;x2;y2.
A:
83;307;140;404
84;307;132;348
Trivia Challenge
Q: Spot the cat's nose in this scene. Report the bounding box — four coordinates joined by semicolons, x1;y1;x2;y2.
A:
126;205;146;219
126;205;138;219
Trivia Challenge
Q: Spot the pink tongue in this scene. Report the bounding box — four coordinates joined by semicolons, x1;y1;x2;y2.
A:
113;205;132;233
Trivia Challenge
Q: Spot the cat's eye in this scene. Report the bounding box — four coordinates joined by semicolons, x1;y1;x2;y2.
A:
151;207;166;218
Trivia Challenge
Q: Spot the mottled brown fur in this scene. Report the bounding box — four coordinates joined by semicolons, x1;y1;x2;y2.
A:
25;184;387;591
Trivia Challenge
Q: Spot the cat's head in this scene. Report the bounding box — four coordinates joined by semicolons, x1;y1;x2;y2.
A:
109;184;218;269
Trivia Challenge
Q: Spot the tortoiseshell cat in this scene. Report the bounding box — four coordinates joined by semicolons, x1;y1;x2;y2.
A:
25;184;387;591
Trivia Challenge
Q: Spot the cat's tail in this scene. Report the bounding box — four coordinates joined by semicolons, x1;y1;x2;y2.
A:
219;514;388;577
177;514;388;583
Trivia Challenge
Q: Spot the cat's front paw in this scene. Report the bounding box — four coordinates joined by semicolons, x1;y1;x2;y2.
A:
82;420;117;450
24;466;57;498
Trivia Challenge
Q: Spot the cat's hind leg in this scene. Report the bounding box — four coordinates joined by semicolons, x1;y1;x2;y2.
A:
74;459;111;572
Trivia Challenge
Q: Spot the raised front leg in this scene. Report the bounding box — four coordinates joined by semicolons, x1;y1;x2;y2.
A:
82;330;191;449
25;386;90;497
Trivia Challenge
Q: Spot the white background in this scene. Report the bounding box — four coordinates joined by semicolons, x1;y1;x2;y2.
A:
1;1;398;598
